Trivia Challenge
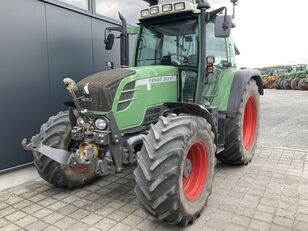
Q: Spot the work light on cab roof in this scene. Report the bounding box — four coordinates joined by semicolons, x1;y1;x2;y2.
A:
140;1;198;19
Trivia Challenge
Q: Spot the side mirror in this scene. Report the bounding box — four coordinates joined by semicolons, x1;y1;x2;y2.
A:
215;15;232;38
104;33;115;50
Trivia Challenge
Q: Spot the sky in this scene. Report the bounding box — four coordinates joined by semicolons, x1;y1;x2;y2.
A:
71;0;308;68
209;0;308;68
95;0;148;23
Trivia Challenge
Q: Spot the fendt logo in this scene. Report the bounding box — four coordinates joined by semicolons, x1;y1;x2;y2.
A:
136;75;177;86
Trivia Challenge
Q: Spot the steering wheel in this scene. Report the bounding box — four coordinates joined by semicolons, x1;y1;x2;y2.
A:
168;54;189;65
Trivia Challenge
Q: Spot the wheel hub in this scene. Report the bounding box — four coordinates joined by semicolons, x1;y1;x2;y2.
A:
182;141;208;201
183;159;192;178
242;96;257;150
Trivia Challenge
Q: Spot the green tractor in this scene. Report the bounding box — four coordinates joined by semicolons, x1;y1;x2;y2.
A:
279;70;308;90
289;65;308;90
275;73;289;89
22;0;263;225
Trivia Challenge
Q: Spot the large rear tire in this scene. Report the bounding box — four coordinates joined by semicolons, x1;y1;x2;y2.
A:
282;79;291;89
274;80;281;89
134;114;216;225
216;79;260;165
33;111;96;188
290;78;301;90
299;78;308;90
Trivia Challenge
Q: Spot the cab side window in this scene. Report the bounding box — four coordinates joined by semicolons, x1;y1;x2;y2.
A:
206;23;228;66
227;36;237;67
137;28;159;66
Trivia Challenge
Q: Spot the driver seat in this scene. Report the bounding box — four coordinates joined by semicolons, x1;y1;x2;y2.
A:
161;55;172;65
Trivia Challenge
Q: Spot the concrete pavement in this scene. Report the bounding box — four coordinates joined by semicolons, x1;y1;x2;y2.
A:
0;89;308;230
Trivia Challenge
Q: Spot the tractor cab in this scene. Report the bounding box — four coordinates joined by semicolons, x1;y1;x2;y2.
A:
105;0;233;105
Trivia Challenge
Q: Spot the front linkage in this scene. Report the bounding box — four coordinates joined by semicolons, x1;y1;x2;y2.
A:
22;78;144;179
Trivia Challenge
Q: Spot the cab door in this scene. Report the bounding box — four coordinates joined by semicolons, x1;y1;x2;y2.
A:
203;23;229;104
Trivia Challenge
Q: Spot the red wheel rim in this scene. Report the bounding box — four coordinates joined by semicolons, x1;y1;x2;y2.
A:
71;166;89;173
183;141;208;201
267;82;273;89
242;96;257;150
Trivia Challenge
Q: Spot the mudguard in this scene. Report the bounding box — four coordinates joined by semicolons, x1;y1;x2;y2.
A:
227;69;263;116
164;102;217;139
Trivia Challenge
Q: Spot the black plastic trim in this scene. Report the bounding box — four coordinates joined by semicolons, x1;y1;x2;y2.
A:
227;69;263;114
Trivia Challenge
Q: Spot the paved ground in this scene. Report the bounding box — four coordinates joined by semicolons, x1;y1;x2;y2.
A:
259;89;308;150
0;89;308;231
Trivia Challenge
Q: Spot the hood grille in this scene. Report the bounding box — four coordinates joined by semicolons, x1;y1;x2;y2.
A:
76;69;136;112
117;81;136;111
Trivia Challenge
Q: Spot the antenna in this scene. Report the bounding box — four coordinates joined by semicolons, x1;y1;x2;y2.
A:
230;0;238;20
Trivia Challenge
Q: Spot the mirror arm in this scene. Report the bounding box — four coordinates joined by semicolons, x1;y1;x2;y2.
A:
208;6;228;27
104;26;122;43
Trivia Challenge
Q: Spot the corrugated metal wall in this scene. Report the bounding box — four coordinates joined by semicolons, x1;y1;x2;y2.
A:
0;0;127;172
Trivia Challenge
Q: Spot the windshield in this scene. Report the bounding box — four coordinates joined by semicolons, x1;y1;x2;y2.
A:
136;18;199;67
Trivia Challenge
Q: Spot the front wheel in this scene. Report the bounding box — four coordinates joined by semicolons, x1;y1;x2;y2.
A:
134;114;216;225
266;81;274;89
216;79;260;165
33;111;97;188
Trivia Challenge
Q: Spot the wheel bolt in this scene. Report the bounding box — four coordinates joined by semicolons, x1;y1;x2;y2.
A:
183;159;192;178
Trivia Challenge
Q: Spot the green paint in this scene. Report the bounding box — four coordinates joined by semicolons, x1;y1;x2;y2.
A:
88;15;239;131
128;26;140;35
130;26;140;68
204;68;236;111
112;66;178;130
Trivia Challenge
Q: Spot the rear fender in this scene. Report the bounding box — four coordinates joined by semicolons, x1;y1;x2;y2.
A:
227;69;263;116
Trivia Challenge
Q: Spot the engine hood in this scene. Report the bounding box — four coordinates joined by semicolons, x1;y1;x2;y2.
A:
76;66;178;112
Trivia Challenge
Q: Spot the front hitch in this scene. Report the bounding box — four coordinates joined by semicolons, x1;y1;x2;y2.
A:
21;138;34;151
21;136;113;176
21;136;72;165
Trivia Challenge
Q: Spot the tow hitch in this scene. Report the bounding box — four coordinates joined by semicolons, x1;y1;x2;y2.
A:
22;136;72;165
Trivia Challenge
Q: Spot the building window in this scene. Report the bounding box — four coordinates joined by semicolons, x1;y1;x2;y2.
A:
57;0;89;10
95;0;148;24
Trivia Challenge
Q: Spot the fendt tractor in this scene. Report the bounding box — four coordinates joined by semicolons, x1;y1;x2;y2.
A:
22;0;263;225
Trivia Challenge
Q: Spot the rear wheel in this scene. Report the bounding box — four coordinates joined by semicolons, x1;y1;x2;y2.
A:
134;114;216;225
274;80;281;89
290;78;301;90
33;111;96;188
216;79;260;165
299;78;308;90
282;79;291;89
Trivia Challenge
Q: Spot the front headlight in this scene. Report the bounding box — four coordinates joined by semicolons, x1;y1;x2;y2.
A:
95;118;107;130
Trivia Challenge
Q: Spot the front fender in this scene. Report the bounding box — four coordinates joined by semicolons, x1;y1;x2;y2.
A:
164;102;217;140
